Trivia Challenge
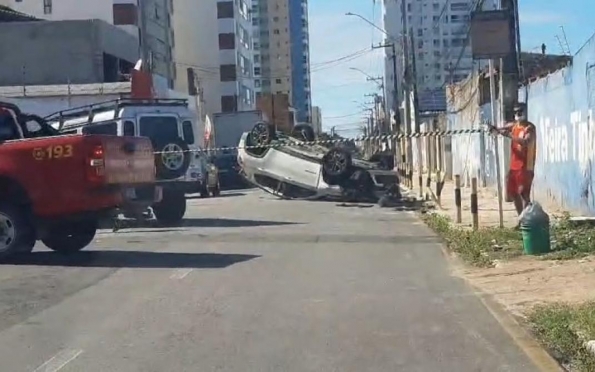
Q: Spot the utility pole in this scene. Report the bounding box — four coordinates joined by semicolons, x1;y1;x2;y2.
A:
365;76;388;133
400;0;413;175
138;0;149;71
409;27;423;196
499;0;520;122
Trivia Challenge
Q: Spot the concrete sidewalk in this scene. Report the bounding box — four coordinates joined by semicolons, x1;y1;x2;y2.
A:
407;171;563;228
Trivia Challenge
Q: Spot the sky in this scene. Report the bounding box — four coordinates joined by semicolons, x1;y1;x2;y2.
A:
308;0;595;137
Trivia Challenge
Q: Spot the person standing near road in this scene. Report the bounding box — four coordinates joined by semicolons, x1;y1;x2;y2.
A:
490;103;537;221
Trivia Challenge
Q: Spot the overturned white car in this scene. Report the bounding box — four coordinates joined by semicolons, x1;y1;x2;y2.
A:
237;122;400;201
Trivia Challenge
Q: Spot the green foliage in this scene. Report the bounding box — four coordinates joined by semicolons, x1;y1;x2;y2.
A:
528;302;595;371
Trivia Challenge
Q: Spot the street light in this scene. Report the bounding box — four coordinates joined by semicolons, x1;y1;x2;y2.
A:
345;12;389;36
345;11;401;131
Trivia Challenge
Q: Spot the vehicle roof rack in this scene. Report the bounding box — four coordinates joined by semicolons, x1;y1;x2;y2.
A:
44;98;189;129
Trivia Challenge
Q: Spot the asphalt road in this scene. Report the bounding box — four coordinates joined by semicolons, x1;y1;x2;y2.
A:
0;189;541;372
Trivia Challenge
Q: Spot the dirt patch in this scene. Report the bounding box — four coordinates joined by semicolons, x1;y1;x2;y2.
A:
453;256;595;317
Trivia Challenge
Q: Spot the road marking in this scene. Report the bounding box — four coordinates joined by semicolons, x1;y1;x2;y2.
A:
170;268;193;280
34;349;82;372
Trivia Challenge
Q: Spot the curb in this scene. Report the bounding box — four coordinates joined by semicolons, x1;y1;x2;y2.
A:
416;212;564;372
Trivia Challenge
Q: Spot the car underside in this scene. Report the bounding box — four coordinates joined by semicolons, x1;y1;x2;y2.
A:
238;123;401;202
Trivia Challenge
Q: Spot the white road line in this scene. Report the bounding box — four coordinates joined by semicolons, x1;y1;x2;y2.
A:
170;268;193;280
34;349;83;372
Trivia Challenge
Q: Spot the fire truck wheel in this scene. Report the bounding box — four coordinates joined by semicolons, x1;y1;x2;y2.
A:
42;219;97;253
0;203;36;259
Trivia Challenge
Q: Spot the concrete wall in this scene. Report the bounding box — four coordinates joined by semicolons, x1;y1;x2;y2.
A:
2;0;175;86
0;20;138;86
445;32;595;215
521;33;595;215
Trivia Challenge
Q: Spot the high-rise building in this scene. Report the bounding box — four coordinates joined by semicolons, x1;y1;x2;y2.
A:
1;0;176;87
381;0;493;111
174;0;255;115
252;0;311;122
311;106;322;134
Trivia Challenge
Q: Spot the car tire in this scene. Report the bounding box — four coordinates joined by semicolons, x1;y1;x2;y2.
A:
246;122;274;154
322;147;352;183
291;124;315;142
153;190;186;226
41;219;96;253
154;137;191;180
0;203;36;259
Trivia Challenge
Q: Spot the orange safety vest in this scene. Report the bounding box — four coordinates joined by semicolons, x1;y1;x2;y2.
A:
510;121;536;171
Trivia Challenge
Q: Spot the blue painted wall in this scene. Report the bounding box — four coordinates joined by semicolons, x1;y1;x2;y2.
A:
522;34;595;214
288;0;308;122
447;32;595;215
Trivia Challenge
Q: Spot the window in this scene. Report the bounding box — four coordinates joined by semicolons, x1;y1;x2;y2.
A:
450;15;466;23
275;78;282;84
123;121;135;136
221;95;237;112
417;29;423;37
407;3;411;11
217;1;234;18
254;54;260;63
182;121;194;145
433;3;440;10
253;42;260;50
254;67;261;75
139;117;179;140
451;38;466;47
82;122;117;135
255;79;261;87
43;0;52;14
273;29;280;34
433;15;440;22
218;33;235;49
450;2;470;11
220;64;237;81
113;4;137;25
433;39;440;47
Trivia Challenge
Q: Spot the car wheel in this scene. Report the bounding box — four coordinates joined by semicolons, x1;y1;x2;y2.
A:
42;219;97;253
154;137;191;180
291;124;315;142
247;122;274;149
322;147;352;179
153;190;186;226
0;203;35;259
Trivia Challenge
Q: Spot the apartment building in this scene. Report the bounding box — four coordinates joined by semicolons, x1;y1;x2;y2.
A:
252;0;311;122
382;0;494;110
311;106;322;134
1;0;175;87
215;0;255;113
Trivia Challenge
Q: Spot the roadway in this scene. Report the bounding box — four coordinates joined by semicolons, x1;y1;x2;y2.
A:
0;189;541;372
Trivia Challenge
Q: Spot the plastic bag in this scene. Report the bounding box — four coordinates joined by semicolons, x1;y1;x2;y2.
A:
519;201;550;226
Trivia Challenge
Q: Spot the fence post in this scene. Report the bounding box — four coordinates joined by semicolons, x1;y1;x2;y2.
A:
471;177;479;230
436;171;442;205
454;174;462;223
425;173;431;200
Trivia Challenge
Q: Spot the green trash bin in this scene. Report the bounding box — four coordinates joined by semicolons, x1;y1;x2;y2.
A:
520;223;551;255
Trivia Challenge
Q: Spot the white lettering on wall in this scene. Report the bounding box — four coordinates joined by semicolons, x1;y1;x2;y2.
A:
539;110;595;167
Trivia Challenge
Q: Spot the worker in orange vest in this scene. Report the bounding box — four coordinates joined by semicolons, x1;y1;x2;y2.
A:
490;103;537;220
